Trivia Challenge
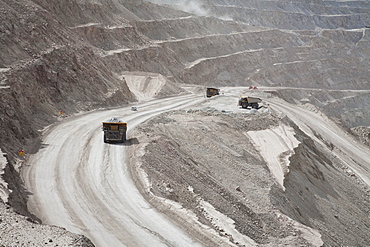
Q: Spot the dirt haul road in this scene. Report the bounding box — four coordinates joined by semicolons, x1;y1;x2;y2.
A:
22;92;209;247
21;86;370;246
267;98;370;187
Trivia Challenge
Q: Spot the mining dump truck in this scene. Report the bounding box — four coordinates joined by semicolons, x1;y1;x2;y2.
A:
206;87;220;97
102;117;127;143
238;96;262;109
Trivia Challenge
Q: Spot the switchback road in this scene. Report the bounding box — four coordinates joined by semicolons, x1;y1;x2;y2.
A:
23;92;206;247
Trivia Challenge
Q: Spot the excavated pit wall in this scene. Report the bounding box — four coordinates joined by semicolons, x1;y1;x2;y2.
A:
0;0;369;245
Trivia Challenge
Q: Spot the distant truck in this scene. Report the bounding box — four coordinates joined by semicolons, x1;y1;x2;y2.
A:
206;87;220;98
238;96;262;109
102;117;127;143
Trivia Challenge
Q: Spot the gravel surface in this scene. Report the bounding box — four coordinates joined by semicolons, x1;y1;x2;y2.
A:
129;90;370;246
0;202;94;246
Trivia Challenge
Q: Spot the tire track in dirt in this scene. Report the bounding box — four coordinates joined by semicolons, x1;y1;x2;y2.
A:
23;92;208;247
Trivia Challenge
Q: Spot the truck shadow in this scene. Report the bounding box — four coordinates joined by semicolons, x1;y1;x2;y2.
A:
28;139;50;154
109;138;139;146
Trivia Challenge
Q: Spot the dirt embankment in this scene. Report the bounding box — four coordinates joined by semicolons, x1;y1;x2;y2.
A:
130;107;311;246
0;200;94;247
130;101;369;246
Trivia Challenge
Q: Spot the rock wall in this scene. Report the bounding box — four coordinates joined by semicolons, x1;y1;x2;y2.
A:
0;0;369;245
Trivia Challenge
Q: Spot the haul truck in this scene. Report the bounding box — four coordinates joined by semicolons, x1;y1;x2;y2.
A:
102;117;127;143
238;96;262;109
206;87;220;97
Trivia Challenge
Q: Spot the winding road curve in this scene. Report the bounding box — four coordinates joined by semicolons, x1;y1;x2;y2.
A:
21;88;370;247
23;92;206;247
267;98;370;187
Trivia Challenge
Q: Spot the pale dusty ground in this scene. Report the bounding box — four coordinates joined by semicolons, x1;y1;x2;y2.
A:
1;84;369;246
122;71;167;102
129;87;369;246
21;93;207;247
247;124;300;190
1;0;369;245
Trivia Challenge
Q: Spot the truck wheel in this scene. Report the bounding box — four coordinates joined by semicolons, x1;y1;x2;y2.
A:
121;132;126;143
241;102;249;109
252;103;259;109
104;135;108;143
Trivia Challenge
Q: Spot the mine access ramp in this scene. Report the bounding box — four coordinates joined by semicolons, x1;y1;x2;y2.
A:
102;117;127;143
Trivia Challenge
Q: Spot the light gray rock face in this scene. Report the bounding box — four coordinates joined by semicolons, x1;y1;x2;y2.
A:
0;0;369;246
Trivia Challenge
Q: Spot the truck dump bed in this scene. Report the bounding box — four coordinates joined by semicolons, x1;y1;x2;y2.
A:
244;97;262;104
102;117;127;143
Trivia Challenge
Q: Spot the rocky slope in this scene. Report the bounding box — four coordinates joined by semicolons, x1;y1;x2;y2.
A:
0;200;94;247
0;0;369;246
127;89;369;246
